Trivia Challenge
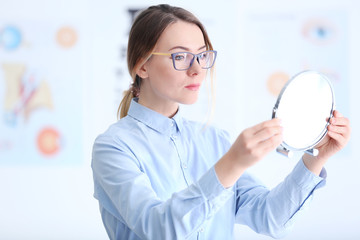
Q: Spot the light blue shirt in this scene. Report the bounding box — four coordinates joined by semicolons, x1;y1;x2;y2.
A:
92;98;326;240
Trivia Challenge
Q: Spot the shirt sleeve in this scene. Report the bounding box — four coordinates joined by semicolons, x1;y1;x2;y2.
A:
234;159;326;238
91;134;233;239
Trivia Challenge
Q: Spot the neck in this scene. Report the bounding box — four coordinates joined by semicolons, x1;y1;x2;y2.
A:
138;96;179;118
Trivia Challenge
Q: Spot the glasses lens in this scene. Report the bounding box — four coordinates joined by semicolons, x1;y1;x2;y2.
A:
173;52;192;70
198;51;215;69
172;51;216;70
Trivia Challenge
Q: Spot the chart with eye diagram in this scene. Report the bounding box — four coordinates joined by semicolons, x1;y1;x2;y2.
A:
0;22;83;165
239;10;349;132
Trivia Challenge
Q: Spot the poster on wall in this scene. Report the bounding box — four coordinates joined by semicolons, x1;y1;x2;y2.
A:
0;21;83;165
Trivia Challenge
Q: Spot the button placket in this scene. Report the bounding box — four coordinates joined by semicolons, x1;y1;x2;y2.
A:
170;120;178;140
169;123;192;186
169;126;190;185
182;162;188;169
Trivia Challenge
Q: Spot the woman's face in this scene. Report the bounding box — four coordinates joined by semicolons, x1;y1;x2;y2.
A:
137;20;208;116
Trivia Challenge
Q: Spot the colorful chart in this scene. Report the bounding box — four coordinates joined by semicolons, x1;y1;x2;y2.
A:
2;63;53;126
0;22;83;165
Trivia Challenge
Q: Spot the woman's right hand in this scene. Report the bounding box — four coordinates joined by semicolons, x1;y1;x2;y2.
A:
231;118;283;168
215;118;283;188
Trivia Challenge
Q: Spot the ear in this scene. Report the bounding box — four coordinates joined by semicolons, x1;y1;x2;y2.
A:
136;60;149;79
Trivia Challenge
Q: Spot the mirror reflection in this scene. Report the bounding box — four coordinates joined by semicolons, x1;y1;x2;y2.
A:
272;70;334;157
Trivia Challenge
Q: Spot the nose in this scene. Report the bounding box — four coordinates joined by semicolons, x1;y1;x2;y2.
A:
187;56;201;76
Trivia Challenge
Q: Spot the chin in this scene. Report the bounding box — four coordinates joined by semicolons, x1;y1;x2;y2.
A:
179;96;199;105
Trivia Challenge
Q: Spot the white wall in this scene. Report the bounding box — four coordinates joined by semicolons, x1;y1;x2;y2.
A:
0;0;359;239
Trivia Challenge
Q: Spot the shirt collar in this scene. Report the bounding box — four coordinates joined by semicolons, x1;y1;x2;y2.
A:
127;98;184;135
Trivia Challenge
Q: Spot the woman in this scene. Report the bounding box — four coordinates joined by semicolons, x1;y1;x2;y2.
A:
92;4;351;240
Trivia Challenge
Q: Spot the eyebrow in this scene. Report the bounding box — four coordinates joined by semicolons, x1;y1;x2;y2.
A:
168;45;206;51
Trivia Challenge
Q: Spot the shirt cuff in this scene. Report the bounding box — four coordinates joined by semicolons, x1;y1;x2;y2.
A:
283;159;327;228
290;158;327;190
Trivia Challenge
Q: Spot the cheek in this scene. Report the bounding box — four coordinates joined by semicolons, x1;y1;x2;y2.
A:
199;70;207;80
148;58;173;78
150;61;183;82
147;68;182;94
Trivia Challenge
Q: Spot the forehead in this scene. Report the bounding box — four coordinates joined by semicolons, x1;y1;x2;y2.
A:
155;20;205;51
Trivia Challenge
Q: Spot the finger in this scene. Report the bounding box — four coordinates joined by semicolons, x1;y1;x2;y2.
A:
329;125;351;143
243;133;282;160
330;116;350;126
328;124;349;135
253;126;283;143
327;130;347;146
251;118;282;135
257;133;283;153
333;110;343;118
240;127;281;149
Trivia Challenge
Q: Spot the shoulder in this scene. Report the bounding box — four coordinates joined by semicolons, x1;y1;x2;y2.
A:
93;116;140;152
92;116;144;168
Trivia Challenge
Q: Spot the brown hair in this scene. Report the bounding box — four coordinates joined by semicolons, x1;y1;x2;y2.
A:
117;4;215;119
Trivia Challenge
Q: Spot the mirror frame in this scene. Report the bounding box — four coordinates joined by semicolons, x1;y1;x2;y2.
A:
272;70;335;157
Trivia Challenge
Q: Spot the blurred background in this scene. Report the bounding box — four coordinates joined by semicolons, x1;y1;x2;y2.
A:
0;0;359;239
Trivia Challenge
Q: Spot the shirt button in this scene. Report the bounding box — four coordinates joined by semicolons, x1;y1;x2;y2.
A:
171;134;177;140
182;163;187;169
199;228;204;232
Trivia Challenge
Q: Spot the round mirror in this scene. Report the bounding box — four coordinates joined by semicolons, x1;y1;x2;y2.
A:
272;70;335;157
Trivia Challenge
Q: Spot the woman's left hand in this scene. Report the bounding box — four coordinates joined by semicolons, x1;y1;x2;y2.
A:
303;110;351;175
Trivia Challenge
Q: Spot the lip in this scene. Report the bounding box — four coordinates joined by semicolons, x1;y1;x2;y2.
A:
185;83;201;91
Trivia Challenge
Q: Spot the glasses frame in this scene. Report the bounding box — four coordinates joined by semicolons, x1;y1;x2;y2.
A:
151;50;217;71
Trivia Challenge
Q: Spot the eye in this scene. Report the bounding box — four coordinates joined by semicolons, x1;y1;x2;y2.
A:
302;19;336;45
199;52;208;60
174;53;186;61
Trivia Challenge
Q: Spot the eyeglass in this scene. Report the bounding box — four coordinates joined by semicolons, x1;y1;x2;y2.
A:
151;50;217;71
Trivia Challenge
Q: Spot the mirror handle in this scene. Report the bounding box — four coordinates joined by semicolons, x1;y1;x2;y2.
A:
276;145;293;158
305;148;319;156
